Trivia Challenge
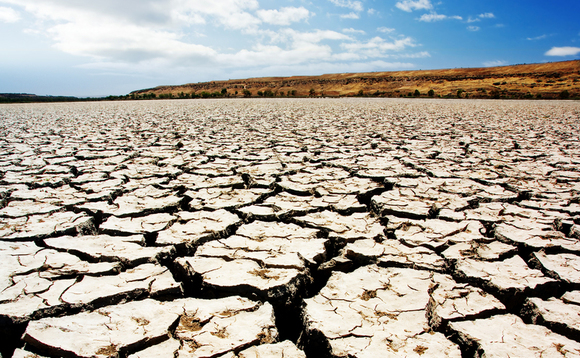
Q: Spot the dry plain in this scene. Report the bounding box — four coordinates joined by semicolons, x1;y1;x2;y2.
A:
1;98;580;357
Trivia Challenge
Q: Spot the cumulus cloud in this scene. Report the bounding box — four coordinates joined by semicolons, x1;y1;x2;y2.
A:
479;12;495;19
419;12;462;22
256;6;310;26
49;19;217;65
340;12;359;19
343;28;366;34
4;0;262;30
395;0;432;12
288;29;352;44
328;0;363;12
468;13;494;23
483;60;507;67
220;29;353;68
527;34;547;41
0;5;19;22
545;46;580;56
467;26;480;32
341;36;416;58
377;27;395;33
393;51;430;59
0;0;263;65
1;0;425;80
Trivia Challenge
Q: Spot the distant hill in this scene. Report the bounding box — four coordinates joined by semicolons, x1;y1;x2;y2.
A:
0;93;80;103
132;60;580;100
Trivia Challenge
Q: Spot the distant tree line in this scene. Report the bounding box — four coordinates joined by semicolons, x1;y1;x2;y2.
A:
1;86;575;104
0;94;86;103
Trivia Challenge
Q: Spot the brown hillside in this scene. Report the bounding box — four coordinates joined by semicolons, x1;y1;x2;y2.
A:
132;60;580;99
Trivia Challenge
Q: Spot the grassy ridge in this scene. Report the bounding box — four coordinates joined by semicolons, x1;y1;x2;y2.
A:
132;60;580;100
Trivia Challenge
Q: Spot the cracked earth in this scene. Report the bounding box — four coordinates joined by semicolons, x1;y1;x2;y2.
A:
1;98;579;357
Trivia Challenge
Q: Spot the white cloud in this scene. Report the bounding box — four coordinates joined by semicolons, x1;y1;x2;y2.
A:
343;28;366;34
220;29;353;67
4;0;262;30
419;12;462;22
467;13;493;24
367;8;376;15
545;46;580;56
377;27;395;33
0;5;19;22
340;12;359;19
395;0;432;12
483;60;507;67
328;0;363;12
288;29;352;44
1;0;427;83
467;26;480;32
341;36;416;57
222;43;333;68
48;18;218;64
394;51;430;58
256;6;310;26
527;34;547;41
0;0;264;64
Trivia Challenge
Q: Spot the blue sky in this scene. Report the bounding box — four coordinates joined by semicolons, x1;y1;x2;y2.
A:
1;0;579;97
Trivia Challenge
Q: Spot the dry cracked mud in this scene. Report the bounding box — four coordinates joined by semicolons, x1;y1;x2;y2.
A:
0;98;579;357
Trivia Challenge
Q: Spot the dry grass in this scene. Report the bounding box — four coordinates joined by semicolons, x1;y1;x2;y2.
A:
133;60;580;99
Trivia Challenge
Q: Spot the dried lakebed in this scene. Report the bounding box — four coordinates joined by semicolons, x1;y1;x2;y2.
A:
0;98;579;358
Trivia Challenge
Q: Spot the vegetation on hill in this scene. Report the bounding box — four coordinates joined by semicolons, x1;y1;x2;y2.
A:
131;60;580;100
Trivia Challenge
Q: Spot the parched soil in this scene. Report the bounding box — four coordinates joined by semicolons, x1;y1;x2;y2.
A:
1;98;580;358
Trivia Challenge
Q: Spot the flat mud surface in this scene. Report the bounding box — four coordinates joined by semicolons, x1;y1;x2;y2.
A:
1;98;579;357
